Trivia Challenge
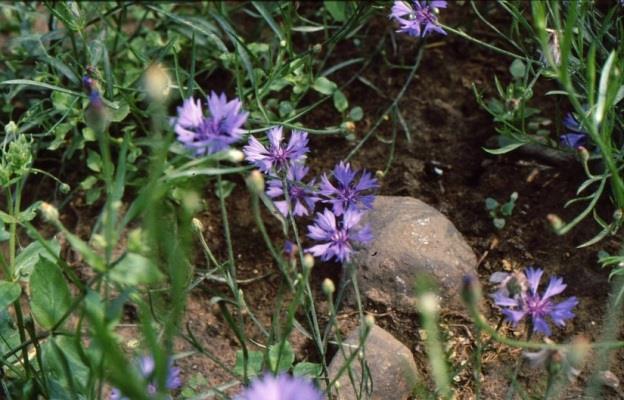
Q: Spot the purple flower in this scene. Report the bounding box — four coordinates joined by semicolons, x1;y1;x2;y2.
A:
320;162;378;216
110;356;181;400
266;164;318;217
306;208;372;263
560;112;587;149
492;267;578;336
390;0;447;37
173;92;248;156
235;373;323;400
243;126;309;173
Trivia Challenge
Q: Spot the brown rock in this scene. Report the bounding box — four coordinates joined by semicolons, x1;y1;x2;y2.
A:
354;196;477;312
328;325;419;400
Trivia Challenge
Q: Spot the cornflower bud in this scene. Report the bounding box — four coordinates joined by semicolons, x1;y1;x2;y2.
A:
577;146;590;163
143;63;172;103
322;278;335;296
225;148;245;163
364;314;375;328
247;170;265;194
4;121;18;135
40;202;59;222
302;254;315;273
547;213;565;233
461;275;482;306
192;217;204;232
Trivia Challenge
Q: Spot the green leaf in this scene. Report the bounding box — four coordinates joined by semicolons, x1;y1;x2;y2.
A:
110;101;130;123
595;51;616;126
15;239;61;280
87;150;102;172
268;341;294;372
483;142;526;155
30;257;72;329
493;218;506;230
509;59;526;79
484;198;499;211
333;89;348;113
234;350;264;378
0;281;21;310
324;1;347;22
109;253;164;286
312;76;337;95
293;362;322;378
0;79;119;109
0;221;9;242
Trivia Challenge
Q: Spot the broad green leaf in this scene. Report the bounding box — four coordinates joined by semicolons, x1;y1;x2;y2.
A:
293;362;322;378
324;1;347;22
109;253;164;286
333;89;349;113
30;257;72;329
234;350;264;378
268;341;294;372
87;150;102;172
312;76;337;95
15;238;61;280
110;101;130;122
349;106;363;121
0;281;21;310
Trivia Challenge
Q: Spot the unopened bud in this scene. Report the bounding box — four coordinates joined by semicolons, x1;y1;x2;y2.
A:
247;170;265;194
614;208;623;221
364;314;375;328
59;183;71;193
303;254;314;271
312;43;322;53
192;217;204;232
322;278;335;296
577;146;589;163
225;148;244;163
280;39;287;47
547;213;565;233
418;292;440;315
40;202;59;222
461;275;482;305
143;63;172;102
568;335;590;368
343;121;355;133
91;234;106;250
4;121;18;136
375;170;385;180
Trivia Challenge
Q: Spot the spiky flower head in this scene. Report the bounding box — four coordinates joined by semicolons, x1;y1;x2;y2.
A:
266;163;318;217
320;161;378;216
243;126;309;174
109;355;181;400
234;373;323;400
390;1;447;37
306;208;372;263
492;267;578;336
173;92;248;156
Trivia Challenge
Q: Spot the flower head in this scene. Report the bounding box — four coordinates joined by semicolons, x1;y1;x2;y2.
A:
390;0;447;37
306;208;372;263
243;126;309;173
110;355;181;400
173;92;248;156
560;112;588;149
266;164;318;217
320;161;378;216
492;267;578;336
235;373;323;400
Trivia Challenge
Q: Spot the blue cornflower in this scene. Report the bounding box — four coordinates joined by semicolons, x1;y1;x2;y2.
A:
235;373;323;400
110;356;181;400
390;0;447;37
492;267;578;336
560;112;588;149
266;163;318;217
243;126;309;173
306;208;372;263
173;92;248;156
320;161;378;216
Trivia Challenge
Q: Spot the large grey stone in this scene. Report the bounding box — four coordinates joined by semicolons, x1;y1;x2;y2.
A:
354;196;477;312
328;324;419;400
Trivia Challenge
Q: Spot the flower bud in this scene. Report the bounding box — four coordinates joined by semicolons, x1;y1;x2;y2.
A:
461;275;482;306
192;217;204;232
547;213;565;233
322;278;335;296
4;121;18;136
364;314;375;328
418;292;440;315
40;202;59;222
246;170;265;194
302;254;315;273
577;146;589;163
312;43;322;53
59;183;71;193
225;148;244;163
143;63;172;103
